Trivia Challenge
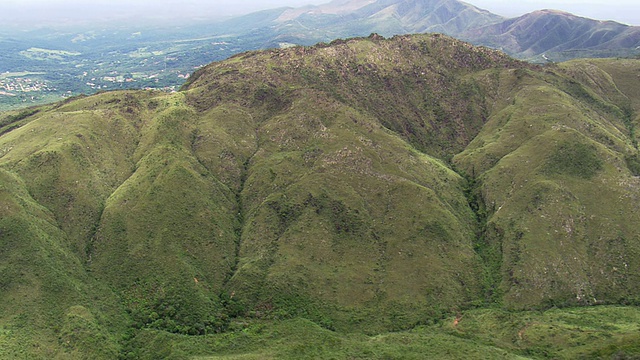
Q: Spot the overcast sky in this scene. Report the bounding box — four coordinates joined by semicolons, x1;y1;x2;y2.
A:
0;0;638;27
0;0;327;27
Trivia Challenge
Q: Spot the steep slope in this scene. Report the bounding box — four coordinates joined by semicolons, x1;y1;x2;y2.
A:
0;98;139;358
454;59;640;308
168;33;527;331
463;10;640;62
0;172;126;359
0;34;523;356
2;33;640;357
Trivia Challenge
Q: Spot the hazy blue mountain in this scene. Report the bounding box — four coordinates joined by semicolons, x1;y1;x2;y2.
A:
462;9;640;62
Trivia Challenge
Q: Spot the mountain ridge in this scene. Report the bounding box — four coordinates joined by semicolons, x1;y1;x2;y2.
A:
215;0;640;62
462;8;640;61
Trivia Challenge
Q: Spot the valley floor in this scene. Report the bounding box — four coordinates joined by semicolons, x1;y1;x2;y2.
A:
122;305;640;359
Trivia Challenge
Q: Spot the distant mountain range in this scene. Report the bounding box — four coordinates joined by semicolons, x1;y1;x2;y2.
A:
219;0;640;61
215;0;501;47
263;0;502;41
462;9;640;62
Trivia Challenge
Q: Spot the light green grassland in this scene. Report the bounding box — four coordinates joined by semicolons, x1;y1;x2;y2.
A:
124;306;640;359
0;72;47;79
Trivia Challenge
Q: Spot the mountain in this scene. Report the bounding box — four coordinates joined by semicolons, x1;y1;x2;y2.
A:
222;0;504;46
216;0;640;62
462;9;640;62
183;0;504;50
2;33;640;358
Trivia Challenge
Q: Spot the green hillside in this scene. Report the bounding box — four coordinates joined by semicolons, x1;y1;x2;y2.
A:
1;33;640;358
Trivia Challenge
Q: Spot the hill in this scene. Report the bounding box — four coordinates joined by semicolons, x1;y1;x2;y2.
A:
1;33;640;358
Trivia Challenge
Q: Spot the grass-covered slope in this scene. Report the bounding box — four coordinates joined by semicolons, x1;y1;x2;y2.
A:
182;34;529;331
1;33;640;357
121;305;640;359
0;169;107;358
454;60;640;309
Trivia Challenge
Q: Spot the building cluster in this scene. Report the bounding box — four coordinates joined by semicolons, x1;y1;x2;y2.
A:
0;77;53;95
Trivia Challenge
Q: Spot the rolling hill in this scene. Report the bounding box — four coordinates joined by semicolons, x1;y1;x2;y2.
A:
2;33;640;358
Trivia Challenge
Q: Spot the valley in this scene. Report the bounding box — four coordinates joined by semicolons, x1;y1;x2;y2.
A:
0;25;246;111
